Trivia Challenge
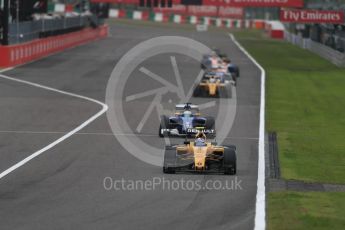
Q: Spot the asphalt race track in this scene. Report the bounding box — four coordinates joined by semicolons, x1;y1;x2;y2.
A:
0;23;261;230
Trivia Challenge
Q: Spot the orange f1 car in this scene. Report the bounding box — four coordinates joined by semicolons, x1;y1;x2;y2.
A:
163;129;237;175
193;73;233;98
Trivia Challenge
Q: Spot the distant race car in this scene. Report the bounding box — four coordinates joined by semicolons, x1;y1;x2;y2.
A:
163;129;237;175
193;72;232;98
201;50;240;78
159;103;215;138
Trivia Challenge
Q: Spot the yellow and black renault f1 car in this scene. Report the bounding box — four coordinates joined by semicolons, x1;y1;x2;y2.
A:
193;72;232;98
163;130;237;175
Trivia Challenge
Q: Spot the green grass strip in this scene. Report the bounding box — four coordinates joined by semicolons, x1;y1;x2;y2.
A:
268;192;345;230
234;30;345;184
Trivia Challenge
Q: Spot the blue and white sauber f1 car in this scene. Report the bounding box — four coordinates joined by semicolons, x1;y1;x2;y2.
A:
159;103;215;138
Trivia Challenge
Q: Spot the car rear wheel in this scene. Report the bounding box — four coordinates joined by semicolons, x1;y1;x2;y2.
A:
204;117;216;138
223;147;237;175
163;147;176;174
159;115;170;137
232;74;237;87
193;85;203;97
205;117;215;129
158;124;164;137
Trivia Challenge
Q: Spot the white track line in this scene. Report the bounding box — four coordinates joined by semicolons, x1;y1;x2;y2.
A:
229;34;266;230
0;130;259;140
0;71;108;180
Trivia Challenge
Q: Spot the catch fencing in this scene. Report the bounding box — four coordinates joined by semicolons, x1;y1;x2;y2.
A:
8;15;101;45
284;31;345;67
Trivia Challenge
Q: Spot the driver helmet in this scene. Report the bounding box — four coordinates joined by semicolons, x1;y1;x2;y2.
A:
196;138;205;145
209;76;216;83
183;110;192;118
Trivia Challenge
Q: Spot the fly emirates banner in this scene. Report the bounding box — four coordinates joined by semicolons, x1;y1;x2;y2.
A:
280;9;344;24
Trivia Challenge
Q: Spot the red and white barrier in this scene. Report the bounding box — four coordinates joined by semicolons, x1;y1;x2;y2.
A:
107;8;285;40
0;25;108;68
265;21;285;39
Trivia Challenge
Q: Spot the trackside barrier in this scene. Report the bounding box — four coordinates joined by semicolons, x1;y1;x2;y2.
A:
285;31;345;67
108;8;268;29
265;21;285;39
8;15;101;45
0;25;108;68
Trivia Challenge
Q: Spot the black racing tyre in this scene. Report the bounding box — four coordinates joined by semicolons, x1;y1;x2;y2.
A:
232;67;240;78
193;85;203;97
236;68;240;78
159;115;170;137
205;117;215;129
163;147;176;174
232;74;237;87
223;147;237;175
199;86;208;97
205;117;216;138
158;124;164;137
